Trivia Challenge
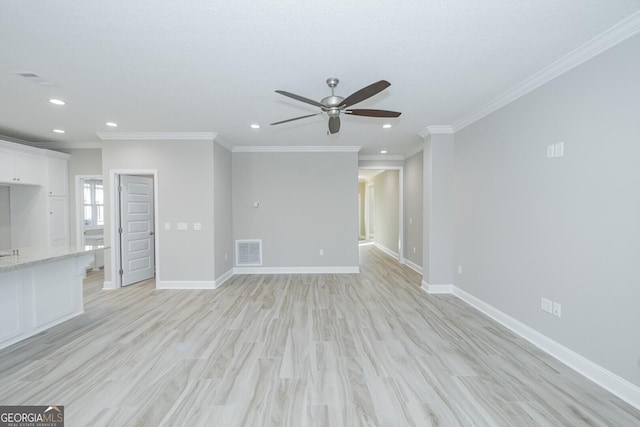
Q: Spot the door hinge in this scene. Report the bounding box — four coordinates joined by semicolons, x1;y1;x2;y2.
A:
119;269;124;276
118;227;123;234
118;185;123;192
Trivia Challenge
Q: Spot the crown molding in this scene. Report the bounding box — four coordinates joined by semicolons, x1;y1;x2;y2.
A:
403;142;424;159
233;145;361;153
34;141;103;149
214;136;234;151
452;10;640;132
96;132;217;141
358;154;405;161
418;125;454;138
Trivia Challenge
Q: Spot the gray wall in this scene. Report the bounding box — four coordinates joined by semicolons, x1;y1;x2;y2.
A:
102;140;216;283
0;186;10;250
232;151;359;268
453;33;640;387
372;170;399;256
403;151;423;267
62;148;102;246
214;142;233;279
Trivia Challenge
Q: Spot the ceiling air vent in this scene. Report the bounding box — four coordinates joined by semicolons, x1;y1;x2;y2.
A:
13;72;55;86
236;239;262;266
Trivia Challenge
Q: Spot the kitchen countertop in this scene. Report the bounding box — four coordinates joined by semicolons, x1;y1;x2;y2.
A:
0;245;108;272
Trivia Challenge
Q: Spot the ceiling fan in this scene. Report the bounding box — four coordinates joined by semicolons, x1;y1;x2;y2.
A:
270;78;401;134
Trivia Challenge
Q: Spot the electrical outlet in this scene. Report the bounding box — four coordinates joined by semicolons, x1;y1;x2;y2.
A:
319;249;324;256
457;265;462;275
412;247;416;254
553;302;562;317
224;253;228;261
541;297;552;313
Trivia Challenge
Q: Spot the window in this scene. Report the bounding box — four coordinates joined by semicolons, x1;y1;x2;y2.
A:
84;180;104;228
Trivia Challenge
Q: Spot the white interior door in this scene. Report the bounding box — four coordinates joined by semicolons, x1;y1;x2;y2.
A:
119;175;155;286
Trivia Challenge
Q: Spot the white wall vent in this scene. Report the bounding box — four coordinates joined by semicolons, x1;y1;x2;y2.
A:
235;239;262;266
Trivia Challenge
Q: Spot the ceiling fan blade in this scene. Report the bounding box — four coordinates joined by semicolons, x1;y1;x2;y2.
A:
328;116;340;134
340;80;391;108
270;113;321;126
345;109;402;118
275;90;325;108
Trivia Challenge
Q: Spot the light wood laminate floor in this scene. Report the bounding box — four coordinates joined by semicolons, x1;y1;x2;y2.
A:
0;245;638;426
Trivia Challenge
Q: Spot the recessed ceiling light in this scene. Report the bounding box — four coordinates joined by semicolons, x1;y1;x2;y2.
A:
380;150;387;154
251;124;260;129
382;124;392;129
49;99;66;105
106;122;118;127
53;129;65;134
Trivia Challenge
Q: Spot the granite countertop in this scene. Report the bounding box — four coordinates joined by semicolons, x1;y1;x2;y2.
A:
0;245;108;271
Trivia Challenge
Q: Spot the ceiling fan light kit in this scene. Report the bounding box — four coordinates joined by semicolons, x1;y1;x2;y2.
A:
271;77;401;134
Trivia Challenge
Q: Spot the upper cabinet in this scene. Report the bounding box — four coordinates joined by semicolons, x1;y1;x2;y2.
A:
46;153;69;197
0;146;44;185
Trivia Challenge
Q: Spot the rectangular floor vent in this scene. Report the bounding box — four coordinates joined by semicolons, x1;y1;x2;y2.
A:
235;239;262;266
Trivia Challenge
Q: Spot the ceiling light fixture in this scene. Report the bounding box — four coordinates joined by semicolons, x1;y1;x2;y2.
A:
53;129;65;134
106;122;118;127
251;124;260;129
382;124;392;129
380;150;387;154
49;99;66;105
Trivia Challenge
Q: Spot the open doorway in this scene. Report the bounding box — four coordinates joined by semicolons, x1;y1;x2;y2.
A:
75;175;104;270
109;170;158;288
358;167;404;262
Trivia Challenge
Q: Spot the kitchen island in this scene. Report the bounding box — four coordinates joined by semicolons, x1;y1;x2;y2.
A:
0;245;107;350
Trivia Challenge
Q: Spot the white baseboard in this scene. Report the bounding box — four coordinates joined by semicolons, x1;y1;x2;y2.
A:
214;268;234;288
373;242;399;260
420;283;640;411
233;266;360;275
102;280;116;290
421;280;453;294
403;259;423;274
156;280;217;290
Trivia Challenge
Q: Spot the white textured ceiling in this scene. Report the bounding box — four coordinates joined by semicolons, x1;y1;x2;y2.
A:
1;1;639;155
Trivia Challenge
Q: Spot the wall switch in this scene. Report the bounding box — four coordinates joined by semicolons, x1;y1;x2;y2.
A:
193;223;201;231
541;297;552;313
553;302;562;317
164;222;171;230
225;253;228;261
409;217;413;224
177;222;188;231
457;265;462;275
319;249;324;256
554;142;564;157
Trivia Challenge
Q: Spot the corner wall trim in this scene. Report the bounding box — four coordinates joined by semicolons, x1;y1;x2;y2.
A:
419;284;640;410
421;280;453;294
157;280;218;290
214;269;234;288
403;259;423;274
233;266;360;275
373;243;399;260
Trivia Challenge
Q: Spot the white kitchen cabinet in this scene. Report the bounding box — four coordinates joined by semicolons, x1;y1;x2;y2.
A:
48;197;69;247
0;148;43;185
46;154;69;197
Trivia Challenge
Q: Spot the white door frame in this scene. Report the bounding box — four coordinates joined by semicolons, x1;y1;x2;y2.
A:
359;166;404;263
107;169;159;289
74;174;102;248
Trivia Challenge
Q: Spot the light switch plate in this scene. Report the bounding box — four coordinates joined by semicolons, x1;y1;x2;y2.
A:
177;222;188;231
164;222;171;230
193;223;201;231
